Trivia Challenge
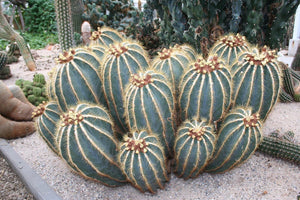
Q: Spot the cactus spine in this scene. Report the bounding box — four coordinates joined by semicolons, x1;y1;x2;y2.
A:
210;34;250;68
231;47;281;121
205;107;263;173
53;49;107;112
102;41;149;133
118;130;169;193
56;103;127;186
174;119;216;179
179;55;231;123
124;70;176;157
32;101;61;154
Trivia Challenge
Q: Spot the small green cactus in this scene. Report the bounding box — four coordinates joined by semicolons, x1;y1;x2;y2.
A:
118;130;169;193
56;103;127;186
205;107;263;173
231;47;281;120
102;40;150;134
32;101;62;154
53;49;107;112
174;119;216;179
179;54;231;123
124;70;176;157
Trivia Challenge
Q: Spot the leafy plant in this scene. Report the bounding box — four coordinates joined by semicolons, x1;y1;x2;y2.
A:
22;0;57;33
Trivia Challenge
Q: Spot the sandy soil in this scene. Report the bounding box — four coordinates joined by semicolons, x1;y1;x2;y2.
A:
1;49;300;200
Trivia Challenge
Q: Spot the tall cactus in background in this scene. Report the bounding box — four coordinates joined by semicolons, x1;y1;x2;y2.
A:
0;1;36;71
70;0;84;34
55;0;75;51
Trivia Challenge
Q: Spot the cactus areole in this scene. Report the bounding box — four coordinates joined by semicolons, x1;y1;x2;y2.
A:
56;50;75;64
123;136;148;153
60;109;84;126
31;101;46;118
221;34;247;48
243;47;277;66
188;127;206;141
194;55;224;74
243;113;260;128
108;44;128;57
131;73;152;87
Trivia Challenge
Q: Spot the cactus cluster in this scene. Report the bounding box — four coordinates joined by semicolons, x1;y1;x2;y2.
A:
33;28;284;193
15;74;48;106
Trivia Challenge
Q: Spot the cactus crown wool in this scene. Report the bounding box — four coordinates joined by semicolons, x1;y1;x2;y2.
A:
193;55;224;74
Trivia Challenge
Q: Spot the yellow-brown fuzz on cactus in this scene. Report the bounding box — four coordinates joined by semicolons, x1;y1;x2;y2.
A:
188;127;206;141
60;109;84;127
158;48;172;59
210;33;250;67
231;47;281;121
193;55;224;74
32;101;46;118
55;49;75;64
130;73;153;88
220;34;247;48
243;113;260;128
124;136;148;153
179;54;231;123
108;43;129;57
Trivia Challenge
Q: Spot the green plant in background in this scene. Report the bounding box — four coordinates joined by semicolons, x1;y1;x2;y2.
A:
23;0;57;33
144;0;299;53
32;29;299;194
15;73;48;106
292;45;300;71
82;0;139;32
0;0;36;70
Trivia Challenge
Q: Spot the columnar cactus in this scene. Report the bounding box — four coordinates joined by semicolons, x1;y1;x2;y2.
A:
89;27;124;47
210;34;250;68
53;49;107;112
179;54;231;123
231;47;281;121
174;119;216;179
32;101;61;154
118;130;169;193
152;47;192;93
56;103;127;186
205;107;263;173
102;41;149;134
124;70;176;157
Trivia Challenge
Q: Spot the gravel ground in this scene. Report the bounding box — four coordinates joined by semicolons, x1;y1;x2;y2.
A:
0;154;34;200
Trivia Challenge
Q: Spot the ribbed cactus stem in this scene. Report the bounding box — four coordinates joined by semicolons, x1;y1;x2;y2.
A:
55;0;75;51
258;136;300;165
